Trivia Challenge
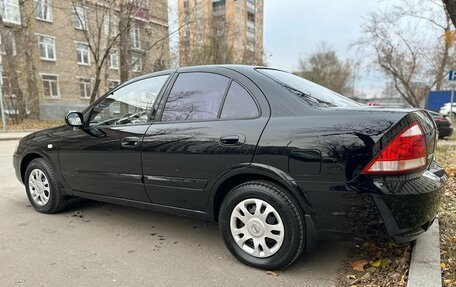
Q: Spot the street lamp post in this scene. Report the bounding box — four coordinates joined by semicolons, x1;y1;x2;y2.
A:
0;51;6;131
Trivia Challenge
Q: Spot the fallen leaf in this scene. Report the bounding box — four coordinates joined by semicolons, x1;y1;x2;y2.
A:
365;267;378;273
441;262;447;270
380;259;392;268
266;271;279;277
371;260;381;268
351;260;368;272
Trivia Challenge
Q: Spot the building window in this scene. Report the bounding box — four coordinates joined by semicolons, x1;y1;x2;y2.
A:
0;0;21;24
130;0;149;9
38;35;56;60
79;78;91;99
103;15;118;36
131;54;142;72
108;80;120;90
41;74;59;98
2;76;15;98
73;6;88;30
0;32;15;55
35;0;52;22
109;50;118;69
130;25;140;49
76;43;90;65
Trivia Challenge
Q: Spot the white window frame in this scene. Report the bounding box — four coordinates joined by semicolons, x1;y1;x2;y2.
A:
37;34;56;61
108;79;120;90
40;73;60;98
0;0;21;24
0;32;16;55
75;42;90;65
130;24;140;49
79;78;92;99
2;75;16;98
35;0;52;22
73;5;88;30
129;0;149;9
109;49;119;69
131;54;142;72
103;14;119;36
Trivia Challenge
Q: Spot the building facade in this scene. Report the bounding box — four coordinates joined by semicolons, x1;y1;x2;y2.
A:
178;0;264;67
0;0;169;120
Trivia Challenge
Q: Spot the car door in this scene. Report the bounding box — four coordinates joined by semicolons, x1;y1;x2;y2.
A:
141;67;270;210
59;73;171;201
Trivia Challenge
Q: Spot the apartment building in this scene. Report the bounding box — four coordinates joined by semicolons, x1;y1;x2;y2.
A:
0;0;169;120
178;0;264;66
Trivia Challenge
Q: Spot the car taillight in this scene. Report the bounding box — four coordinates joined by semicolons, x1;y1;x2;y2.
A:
362;122;427;175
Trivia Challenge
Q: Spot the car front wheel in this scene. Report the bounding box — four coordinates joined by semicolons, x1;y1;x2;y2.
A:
219;181;305;269
25;158;67;214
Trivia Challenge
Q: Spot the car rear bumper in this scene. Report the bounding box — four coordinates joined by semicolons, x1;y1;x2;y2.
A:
302;161;447;242
369;161;446;242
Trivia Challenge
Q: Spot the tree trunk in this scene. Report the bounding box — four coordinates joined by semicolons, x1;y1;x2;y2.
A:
119;3;130;84
443;0;456;27
20;1;40;119
435;11;452;90
4;48;26;122
89;69;102;104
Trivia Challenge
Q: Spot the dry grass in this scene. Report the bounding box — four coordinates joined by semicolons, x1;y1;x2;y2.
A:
435;145;456;287
4;119;64;131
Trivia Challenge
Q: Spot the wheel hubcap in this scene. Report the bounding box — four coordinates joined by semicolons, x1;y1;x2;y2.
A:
230;198;285;258
28;169;50;206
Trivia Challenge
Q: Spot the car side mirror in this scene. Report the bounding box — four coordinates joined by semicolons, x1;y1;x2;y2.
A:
65;111;84;127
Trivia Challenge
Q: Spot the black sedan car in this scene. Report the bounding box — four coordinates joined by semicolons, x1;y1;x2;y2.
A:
13;65;447;269
428;111;453;139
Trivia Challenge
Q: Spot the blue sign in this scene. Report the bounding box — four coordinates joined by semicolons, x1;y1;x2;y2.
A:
449;70;456;81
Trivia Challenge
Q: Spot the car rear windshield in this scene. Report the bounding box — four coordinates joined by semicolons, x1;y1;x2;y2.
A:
258;68;361;107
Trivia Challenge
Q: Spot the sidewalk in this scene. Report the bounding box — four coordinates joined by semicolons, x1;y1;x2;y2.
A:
0;131;36;141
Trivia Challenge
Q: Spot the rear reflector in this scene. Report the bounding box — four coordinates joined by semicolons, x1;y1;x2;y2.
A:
362;122;427;174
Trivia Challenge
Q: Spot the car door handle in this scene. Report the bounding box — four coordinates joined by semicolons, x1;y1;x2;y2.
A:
219;135;244;145
121;137;140;148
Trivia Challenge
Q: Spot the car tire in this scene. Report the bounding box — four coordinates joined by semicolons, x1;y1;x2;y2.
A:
25;158;67;214
219;180;305;270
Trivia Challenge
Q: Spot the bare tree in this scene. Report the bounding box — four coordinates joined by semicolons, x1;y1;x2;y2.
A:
71;0;137;104
0;1;40;122
443;0;456;26
359;0;454;107
294;43;353;95
19;0;40;119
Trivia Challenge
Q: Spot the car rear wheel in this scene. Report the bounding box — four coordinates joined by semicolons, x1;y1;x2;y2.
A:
25;158;67;214
219;181;305;269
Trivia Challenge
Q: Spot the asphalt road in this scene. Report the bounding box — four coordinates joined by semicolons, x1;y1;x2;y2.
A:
0;140;347;287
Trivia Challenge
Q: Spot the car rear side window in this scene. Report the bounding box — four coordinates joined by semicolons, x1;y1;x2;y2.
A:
221;82;259;119
161;72;230;122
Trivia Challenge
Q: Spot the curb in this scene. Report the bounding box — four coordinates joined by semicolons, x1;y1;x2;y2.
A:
0;132;33;141
407;220;442;287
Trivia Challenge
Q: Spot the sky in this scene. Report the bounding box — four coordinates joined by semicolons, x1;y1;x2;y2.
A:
263;0;397;96
168;0;400;97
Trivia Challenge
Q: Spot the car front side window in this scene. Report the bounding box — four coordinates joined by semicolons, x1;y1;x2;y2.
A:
90;75;169;126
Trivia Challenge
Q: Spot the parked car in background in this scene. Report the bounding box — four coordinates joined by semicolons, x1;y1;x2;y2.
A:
428;111;453;139
13;65;447;270
440;102;456;117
